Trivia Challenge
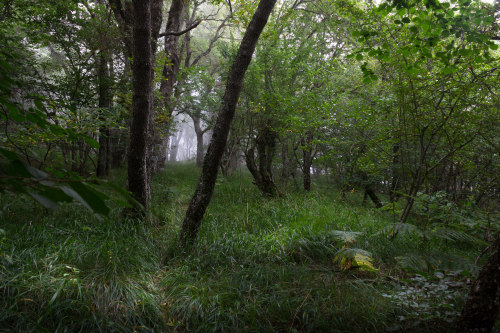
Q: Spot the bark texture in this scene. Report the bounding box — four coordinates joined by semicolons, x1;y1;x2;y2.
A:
127;0;152;211
180;0;277;243
458;234;500;333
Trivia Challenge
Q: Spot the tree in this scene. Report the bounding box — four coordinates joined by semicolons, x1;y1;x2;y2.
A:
180;0;277;243
458;234;500;332
127;0;153;212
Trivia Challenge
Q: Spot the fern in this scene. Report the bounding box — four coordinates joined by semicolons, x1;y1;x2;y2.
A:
329;231;378;272
432;228;488;245
335;248;378;272
329;230;363;245
396;251;478;273
378;223;426;239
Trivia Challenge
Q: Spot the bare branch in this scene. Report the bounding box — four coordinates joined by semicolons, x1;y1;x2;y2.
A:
159;19;202;37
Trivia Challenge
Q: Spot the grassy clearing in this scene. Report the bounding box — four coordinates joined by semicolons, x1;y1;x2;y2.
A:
0;162;493;332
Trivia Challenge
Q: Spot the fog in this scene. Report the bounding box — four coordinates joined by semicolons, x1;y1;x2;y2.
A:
167;114;211;162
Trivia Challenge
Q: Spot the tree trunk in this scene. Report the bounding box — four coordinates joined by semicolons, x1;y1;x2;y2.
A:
97;52;111;177
365;187;383;208
220;135;240;177
180;0;277;243
458;234;500;332
168;130;182;162
154;0;185;171
245;126;279;196
256;126;278;196
192;115;205;167
281;137;290;186
399;169;422;224
302;133;313;191
390;144;401;202
146;0;162;179
111;128;127;168
127;0;152;212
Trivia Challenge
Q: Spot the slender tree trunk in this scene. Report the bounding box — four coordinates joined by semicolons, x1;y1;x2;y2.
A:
127;0;152;211
302;133;313;191
168;130;182;162
281;137;290;185
390;144;401;202
145;0;163;180
365;187;383;208
180;0;277;243
458;234;500;332
257;126;278;195
97;52;111;177
399;168;422;224
154;0;185;171
245;148;262;186
192;115;205;167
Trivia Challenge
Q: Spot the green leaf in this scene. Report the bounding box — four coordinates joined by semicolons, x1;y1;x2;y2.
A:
330;230;362;244
0;147;19;161
38;186;73;203
102;181;142;209
442;67;456;75
28;192;59;210
61;186;92;211
68;182;110;215
25;165;49;180
7;160;32;178
4;102;25;122
49;125;66;136
83;135;99;149
34;99;44;110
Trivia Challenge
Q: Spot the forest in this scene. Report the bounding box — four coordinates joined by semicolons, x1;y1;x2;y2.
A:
0;0;499;331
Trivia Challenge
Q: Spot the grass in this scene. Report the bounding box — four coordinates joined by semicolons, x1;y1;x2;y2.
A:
0;162;495;332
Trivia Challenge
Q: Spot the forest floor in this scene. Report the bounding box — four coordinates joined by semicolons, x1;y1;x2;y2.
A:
0;163;494;332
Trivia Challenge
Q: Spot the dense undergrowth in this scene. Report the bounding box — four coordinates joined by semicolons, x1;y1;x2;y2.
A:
0;163;497;332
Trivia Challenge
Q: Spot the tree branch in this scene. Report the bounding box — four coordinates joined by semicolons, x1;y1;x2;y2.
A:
159;19;202;37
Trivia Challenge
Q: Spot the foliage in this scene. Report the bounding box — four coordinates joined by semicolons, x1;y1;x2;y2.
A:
0;41;137;215
0;0;499;330
0;164;482;332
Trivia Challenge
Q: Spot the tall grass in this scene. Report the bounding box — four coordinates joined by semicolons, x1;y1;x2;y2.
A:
0;162;487;332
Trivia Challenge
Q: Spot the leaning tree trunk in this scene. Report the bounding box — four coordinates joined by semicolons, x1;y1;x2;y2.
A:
127;0;152;212
180;0;277;243
364;187;383;208
458;234;500;332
